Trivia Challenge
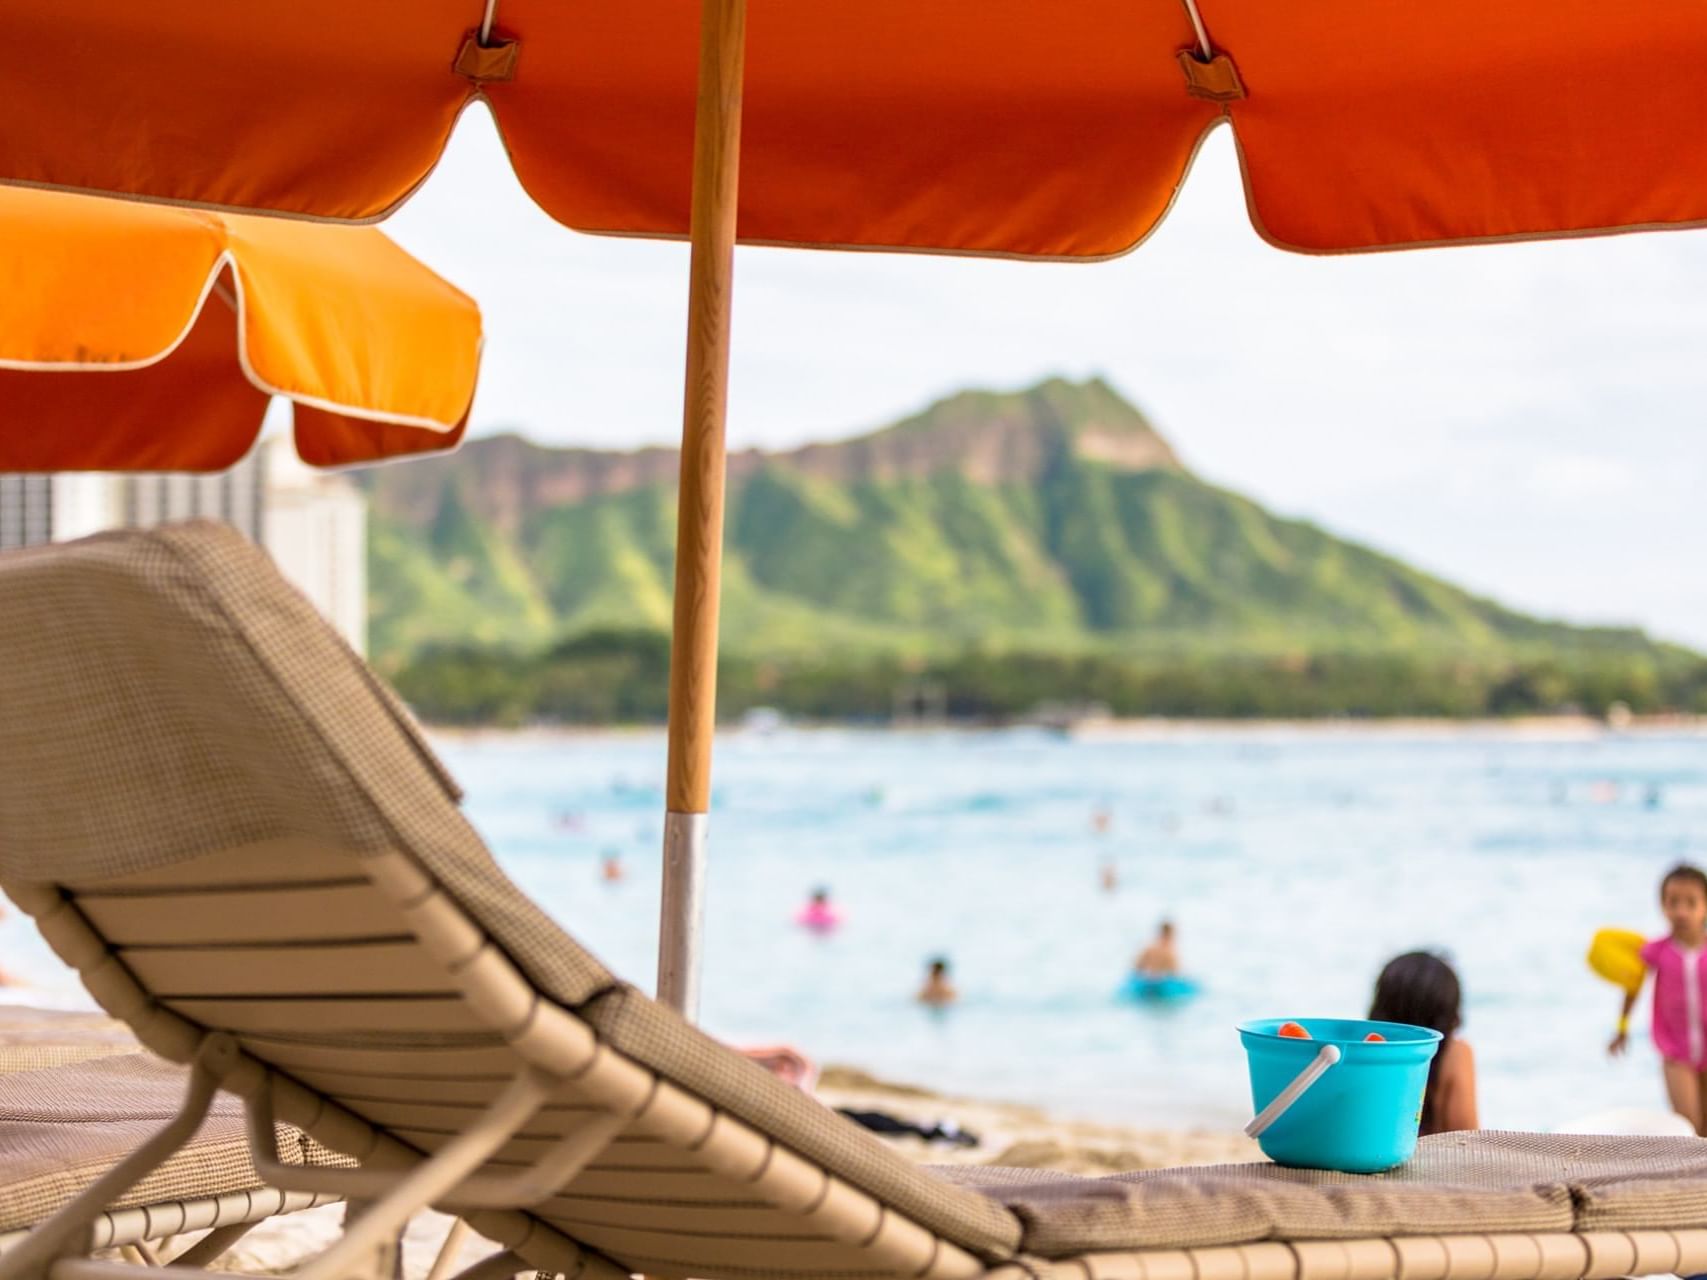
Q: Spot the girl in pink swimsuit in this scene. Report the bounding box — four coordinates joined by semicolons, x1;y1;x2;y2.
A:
1609;863;1707;1134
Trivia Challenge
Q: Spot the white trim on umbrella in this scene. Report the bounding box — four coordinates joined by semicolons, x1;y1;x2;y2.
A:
0;250;472;434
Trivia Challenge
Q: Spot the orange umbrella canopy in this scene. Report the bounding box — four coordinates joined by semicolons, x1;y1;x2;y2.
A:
0;187;482;472
3;0;1706;257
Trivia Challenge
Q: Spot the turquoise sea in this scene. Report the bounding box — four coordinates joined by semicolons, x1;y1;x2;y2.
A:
7;724;1705;1132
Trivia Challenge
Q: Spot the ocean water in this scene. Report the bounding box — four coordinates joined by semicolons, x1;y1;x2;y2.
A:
6;724;1705;1133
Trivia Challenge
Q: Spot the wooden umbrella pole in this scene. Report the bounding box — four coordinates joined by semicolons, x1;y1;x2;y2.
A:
657;0;747;1019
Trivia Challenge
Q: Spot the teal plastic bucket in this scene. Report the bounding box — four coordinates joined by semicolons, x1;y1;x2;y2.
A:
1238;1018;1441;1173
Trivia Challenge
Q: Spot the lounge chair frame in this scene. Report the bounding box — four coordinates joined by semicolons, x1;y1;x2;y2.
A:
0;1191;337;1269
0;844;979;1280
0;1035;342;1271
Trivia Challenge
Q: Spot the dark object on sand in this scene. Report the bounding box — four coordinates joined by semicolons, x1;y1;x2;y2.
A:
837;1108;979;1147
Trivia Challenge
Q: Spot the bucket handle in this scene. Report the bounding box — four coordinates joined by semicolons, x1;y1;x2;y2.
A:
1245;1043;1341;1139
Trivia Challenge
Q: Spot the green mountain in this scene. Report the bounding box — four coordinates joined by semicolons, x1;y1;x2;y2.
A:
362;377;1660;673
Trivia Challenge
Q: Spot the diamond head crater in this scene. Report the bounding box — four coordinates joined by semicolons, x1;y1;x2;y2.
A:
362;377;1701;724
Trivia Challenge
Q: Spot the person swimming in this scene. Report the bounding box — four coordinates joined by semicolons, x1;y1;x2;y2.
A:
1371;950;1478;1134
917;956;957;1007
1134;920;1179;977
795;887;843;932
600;851;624;883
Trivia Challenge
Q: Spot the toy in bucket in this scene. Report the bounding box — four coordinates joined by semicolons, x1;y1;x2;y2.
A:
1238;1018;1442;1173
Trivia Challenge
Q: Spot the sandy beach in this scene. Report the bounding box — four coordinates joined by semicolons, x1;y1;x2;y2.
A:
814;1064;1259;1174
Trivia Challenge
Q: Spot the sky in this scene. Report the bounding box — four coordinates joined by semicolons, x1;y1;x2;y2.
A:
384;109;1707;649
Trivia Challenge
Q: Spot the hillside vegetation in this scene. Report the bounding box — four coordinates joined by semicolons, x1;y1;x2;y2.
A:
363;378;1699;722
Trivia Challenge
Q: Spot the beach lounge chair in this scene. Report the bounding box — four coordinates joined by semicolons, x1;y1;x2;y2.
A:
0;1051;342;1265
3;521;1707;1280
0;1002;341;1265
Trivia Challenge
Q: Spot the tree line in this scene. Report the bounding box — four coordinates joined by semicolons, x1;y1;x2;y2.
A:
389;628;1707;727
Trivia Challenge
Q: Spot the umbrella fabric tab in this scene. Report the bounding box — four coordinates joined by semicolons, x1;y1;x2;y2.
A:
1178;51;1245;103
454;34;518;83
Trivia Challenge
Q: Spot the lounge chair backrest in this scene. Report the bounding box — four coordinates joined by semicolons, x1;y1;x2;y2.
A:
0;524;1019;1280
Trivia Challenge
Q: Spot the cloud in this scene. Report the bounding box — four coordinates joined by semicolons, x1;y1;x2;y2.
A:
1525;455;1640;503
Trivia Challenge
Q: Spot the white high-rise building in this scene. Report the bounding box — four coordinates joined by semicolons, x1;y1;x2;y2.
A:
260;441;367;657
0;437;366;654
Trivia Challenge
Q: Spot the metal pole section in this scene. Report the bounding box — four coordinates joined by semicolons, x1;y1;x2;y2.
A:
657;0;746;1019
657;812;708;1015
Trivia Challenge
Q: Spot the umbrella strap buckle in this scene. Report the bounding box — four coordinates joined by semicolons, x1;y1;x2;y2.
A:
455;32;519;83
1175;0;1245;103
1177;50;1246;103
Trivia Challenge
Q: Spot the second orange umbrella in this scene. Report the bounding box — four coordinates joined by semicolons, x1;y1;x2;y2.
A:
0;187;483;471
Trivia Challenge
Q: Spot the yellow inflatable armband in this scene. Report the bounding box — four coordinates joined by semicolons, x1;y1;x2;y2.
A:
1588;928;1647;995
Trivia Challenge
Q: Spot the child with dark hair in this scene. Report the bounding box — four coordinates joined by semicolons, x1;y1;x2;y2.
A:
1370;951;1478;1134
1609;863;1707;1133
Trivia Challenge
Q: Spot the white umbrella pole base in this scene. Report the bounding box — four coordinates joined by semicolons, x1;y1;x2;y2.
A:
656;810;708;1018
